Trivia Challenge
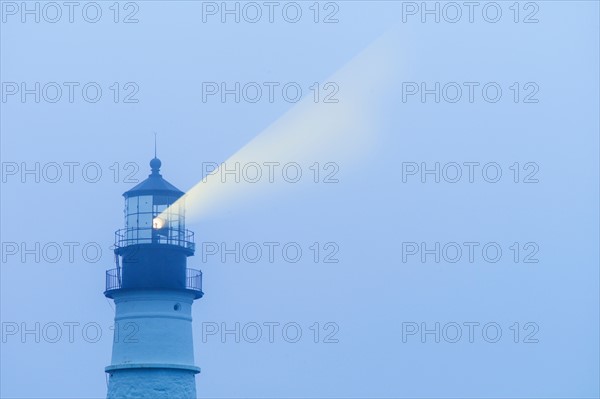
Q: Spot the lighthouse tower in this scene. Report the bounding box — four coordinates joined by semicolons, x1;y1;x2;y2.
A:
104;157;203;399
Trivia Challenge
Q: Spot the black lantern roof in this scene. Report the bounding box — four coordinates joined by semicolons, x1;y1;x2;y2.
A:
123;158;185;198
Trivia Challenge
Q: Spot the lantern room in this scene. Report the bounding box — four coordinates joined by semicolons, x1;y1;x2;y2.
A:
115;157;195;255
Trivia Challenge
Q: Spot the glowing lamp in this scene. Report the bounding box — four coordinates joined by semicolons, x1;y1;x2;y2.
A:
153;217;165;229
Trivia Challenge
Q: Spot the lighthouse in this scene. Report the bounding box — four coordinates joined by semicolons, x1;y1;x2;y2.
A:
104;156;203;399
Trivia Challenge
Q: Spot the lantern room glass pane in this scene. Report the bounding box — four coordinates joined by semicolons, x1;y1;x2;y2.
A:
139;213;152;228
126;197;138;213
139;196;152;213
153;204;167;214
126;214;137;229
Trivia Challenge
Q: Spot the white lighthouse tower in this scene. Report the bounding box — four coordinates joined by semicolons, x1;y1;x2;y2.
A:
104;157;203;398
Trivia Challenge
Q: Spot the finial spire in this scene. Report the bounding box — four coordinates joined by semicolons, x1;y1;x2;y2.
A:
154;132;157;158
150;132;161;176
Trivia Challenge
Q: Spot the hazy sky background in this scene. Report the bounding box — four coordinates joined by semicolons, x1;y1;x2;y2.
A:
1;1;599;398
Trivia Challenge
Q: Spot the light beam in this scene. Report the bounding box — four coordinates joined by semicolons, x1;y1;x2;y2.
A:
160;30;403;223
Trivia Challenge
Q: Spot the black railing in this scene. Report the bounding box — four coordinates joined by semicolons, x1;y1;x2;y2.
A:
186;268;203;292
106;268;122;291
114;228;195;251
105;268;203;293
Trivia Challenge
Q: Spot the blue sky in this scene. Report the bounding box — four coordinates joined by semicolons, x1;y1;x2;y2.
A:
1;1;599;398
